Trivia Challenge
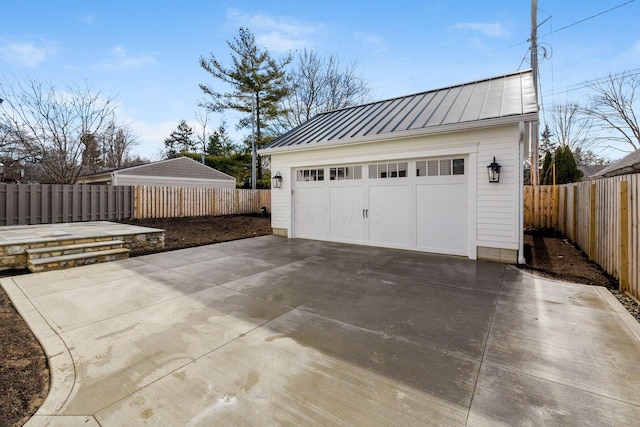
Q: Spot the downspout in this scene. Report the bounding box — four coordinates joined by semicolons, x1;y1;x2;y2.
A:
518;121;526;264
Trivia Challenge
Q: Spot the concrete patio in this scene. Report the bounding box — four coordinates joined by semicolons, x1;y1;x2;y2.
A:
2;235;640;426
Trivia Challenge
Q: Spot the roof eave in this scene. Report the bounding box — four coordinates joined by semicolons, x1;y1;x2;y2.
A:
259;112;538;156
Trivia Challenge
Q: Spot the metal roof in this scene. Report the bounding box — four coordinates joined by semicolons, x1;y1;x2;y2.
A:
261;70;538;153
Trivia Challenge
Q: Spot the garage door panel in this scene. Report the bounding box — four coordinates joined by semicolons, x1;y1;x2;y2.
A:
330;186;366;243
416;183;467;255
295;186;329;239
369;185;410;248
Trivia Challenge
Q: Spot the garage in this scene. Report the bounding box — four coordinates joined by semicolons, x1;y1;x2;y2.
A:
293;157;468;256
260;70;538;263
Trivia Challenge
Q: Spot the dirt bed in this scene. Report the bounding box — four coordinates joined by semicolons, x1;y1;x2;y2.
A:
120;214;273;256
0;220;638;426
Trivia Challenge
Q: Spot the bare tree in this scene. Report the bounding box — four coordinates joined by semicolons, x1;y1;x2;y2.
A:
100;122;137;169
584;71;640;152
0;79;119;183
548;101;592;149
81;132;103;174
545;100;606;164
194;111;209;163
279;49;371;130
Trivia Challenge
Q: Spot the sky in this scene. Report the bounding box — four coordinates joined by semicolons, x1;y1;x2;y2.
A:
1;0;639;161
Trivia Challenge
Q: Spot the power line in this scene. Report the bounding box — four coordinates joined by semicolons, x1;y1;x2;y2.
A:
374;1;637;93
537;0;636;40
541;68;640;99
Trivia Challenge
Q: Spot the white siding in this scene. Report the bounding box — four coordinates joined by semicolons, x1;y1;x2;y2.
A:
269;123;522;255
270;157;293;232
475;126;520;249
114;175;236;189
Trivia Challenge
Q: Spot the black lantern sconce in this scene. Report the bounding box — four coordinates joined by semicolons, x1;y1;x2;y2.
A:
487;157;501;183
272;171;283;189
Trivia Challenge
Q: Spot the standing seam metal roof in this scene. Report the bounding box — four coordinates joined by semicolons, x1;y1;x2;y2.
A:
262;70;537;151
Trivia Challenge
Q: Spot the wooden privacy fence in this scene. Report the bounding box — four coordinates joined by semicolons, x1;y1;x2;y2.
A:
0;184;271;226
0;184;133;226
133;186;271;219
524;175;640;300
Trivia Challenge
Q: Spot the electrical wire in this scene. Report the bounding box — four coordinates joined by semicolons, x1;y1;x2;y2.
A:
541;68;640;99
373;0;637;94
538;0;636;40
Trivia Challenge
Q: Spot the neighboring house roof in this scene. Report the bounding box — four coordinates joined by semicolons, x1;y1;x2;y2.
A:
260;69;538;154
579;165;607;181
594;149;640;178
80;156;235;181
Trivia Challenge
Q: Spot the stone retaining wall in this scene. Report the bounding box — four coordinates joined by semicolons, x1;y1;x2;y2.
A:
0;231;165;271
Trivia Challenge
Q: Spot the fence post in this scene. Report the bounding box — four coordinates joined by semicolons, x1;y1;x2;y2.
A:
619;181;629;292
589;183;597;260
552;185;559;229
572;186;578;242
562;186;568;235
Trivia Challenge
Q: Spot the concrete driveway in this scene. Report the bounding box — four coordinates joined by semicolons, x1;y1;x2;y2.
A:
3;235;640;426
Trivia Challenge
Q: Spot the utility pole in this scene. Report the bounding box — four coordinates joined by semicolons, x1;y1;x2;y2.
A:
251;93;256;190
530;0;540;186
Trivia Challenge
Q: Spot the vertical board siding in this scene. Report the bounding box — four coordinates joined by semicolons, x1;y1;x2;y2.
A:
524;175;640;300
1;184;270;225
132;187;271;219
0;184;134;226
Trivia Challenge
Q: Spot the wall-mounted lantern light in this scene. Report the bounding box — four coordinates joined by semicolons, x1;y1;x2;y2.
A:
487;157;501;183
272;171;283;189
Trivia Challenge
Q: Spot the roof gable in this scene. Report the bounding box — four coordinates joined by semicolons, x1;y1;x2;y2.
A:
81;157;235;181
595;149;640;178
262;70;538;152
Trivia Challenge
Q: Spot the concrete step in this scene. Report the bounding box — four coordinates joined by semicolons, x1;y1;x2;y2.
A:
26;240;125;260
28;248;130;273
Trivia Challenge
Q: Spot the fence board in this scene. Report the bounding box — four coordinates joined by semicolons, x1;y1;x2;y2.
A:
0;184;134;226
132;187;270;220
525;177;640;300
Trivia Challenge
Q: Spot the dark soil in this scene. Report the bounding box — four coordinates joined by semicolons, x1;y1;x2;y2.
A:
0;220;637;426
119;214;273;256
0;290;49;427
520;229;618;288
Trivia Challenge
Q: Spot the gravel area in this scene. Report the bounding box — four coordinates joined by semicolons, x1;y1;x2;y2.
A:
610;290;640;323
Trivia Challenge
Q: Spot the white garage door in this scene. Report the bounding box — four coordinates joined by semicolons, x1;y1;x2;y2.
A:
293;157;468;256
415;158;468;256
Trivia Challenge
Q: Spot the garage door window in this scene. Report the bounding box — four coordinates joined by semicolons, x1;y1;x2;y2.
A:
330;165;362;180
369;162;408;179
297;168;325;181
416;158;464;176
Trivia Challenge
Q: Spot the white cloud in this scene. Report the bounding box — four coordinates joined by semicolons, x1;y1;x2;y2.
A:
128;118;175;159
449;22;509;38
0;38;58;67
354;31;387;54
77;12;95;24
225;8;326;52
92;45;156;70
